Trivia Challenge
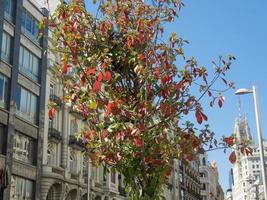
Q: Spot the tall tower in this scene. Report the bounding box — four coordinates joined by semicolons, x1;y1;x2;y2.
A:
234;116;252;143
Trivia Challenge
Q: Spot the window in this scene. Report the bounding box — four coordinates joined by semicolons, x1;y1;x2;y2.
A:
19;46;39;81
1;32;11;63
4;0;14;21
70;119;78;135
201;196;207;200
16;86;38;123
13;132;35;164
69;152;77;174
47;143;58;167
0;73;9;108
111;169;116;184
202;158;206;166
11;176;34;200
0;124;6;155
49;84;56;96
83;156;88;177
202;183;206;190
21;10;39;42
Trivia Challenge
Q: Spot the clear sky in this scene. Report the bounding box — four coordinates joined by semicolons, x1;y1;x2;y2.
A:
173;0;267;192
85;0;267;193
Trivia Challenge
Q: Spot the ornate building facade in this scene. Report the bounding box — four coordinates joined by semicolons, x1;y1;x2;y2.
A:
199;154;224;200
0;0;205;199
231;116;267;200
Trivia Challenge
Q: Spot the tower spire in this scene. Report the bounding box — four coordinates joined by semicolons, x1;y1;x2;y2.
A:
238;96;242;118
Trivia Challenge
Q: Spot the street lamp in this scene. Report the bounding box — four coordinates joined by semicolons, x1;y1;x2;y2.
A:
235;85;267;200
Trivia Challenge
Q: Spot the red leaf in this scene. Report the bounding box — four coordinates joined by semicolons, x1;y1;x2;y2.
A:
154;67;160;78
208;90;212;97
97;73;103;82
195;110;203;124
105;101;112;116
87;68;96;76
229;151;237;164
105;71;112;82
201;111;208;121
134;138;143;148
93;80;101;92
48;108;56;119
223;137;235;146
218;99;223;108
245;147;253;156
210;101;214;107
62;63;68;74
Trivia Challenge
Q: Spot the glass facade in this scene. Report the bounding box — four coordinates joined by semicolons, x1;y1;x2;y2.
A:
16;86;38;123
21;9;39;42
19;46;39;81
1;32;11;63
13;132;35;164
11;176;34;200
4;0;14;21
0;73;9;108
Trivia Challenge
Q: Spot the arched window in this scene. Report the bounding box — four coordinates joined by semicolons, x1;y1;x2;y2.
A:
47;143;56;166
69;151;77;173
83;155;89;177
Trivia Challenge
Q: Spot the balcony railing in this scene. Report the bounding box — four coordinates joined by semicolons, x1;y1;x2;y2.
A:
48;128;62;142
49;94;62;107
69;135;84;150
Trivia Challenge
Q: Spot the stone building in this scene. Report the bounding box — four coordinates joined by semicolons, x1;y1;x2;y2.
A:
0;1;204;200
199;154;224;200
0;0;48;199
231;116;267;200
179;159;202;200
40;54;128;200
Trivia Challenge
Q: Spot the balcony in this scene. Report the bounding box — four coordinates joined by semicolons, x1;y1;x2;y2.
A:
69;135;84;150
48;128;62;142
118;186;127;197
49;94;62;107
69;108;85;120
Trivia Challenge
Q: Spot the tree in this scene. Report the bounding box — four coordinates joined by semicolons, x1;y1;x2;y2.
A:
44;0;243;199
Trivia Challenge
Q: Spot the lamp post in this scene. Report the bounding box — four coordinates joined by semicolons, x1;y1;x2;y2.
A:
235;85;267;200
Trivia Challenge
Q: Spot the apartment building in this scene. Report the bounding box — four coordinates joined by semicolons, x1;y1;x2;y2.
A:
0;0;48;199
199;154;224;200
40;63;128;200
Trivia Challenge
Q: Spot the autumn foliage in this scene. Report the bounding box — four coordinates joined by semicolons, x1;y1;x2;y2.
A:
46;0;239;199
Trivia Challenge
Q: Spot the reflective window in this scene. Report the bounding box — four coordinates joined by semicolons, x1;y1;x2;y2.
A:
16;86;38;123
0;73;9;108
4;0;14;21
11;176;34;200
19;46;39;81
13;132;35;164
21;10;39;42
1;32;11;63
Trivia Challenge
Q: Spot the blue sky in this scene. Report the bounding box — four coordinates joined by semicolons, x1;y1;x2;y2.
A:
173;0;267;192
85;0;267;192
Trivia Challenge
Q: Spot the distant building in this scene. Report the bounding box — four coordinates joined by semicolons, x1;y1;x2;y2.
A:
179;159;202;200
231;116;267;200
199;153;224;200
